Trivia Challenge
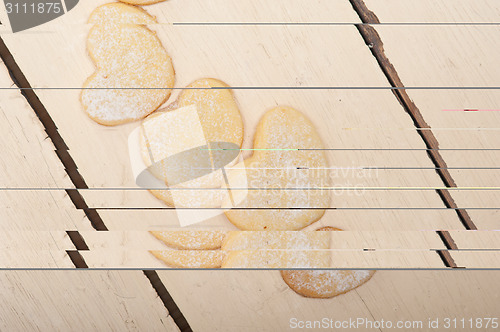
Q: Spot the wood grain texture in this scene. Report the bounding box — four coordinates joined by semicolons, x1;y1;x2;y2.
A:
449;231;500;249
0;58;88;266
451;251;500;268
364;0;500;23
0;271;179;331
0;232;75;268
158;270;500;331
360;2;500;230
0;58;71;188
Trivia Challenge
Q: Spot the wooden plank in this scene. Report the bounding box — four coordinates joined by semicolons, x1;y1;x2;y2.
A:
158;270;500;331
0;191;91;231
0;58;87;267
0;271;179;331
364;0;500;23
354;5;500;229
0;231;75;267
451;251;500;268
0;231;74;250
449;231;500;249
0;57;71;188
0;251;74;268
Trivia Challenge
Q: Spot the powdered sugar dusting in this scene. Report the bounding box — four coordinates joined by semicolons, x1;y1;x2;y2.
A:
82;7;174;125
222;250;330;268
88;3;157;25
225;107;330;230
222;231;330;250
282;270;375;298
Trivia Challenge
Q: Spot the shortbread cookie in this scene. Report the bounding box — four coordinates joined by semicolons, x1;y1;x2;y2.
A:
150;250;223;268
222;231;330;251
222;250;330;269
281;226;375;298
119;0;166;5
82;5;174;125
141;78;244;207
224;106;330;230
88;3;156;24
221;228;331;268
281;270;375;298
150;230;228;250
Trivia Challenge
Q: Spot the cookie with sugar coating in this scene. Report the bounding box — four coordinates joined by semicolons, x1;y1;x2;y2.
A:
222;250;330;269
221;228;331;268
281;227;375;298
88;3;157;24
150;230;228;250
224;106;330;230
281;270;375;298
82;5;174;125
141;78;244;207
119;0;167;5
150;250;224;268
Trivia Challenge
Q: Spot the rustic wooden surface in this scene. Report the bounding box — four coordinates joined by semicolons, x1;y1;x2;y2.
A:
363;1;500;231
158;270;500;332
1;0;500;330
0;57;86;267
365;0;500;23
0;271;179;331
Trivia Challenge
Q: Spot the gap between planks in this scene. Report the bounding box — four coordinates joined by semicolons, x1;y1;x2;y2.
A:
0;37;193;332
348;0;479;267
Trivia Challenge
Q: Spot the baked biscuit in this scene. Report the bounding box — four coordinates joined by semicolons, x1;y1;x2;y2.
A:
281;270;375;298
224;107;330;230
82;4;174;125
141;78;244;207
281;227;375;298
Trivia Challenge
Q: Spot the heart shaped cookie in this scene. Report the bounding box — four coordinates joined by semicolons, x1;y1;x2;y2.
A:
281;227;375;298
224;106;330;230
82;4;175;125
140;78;244;207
